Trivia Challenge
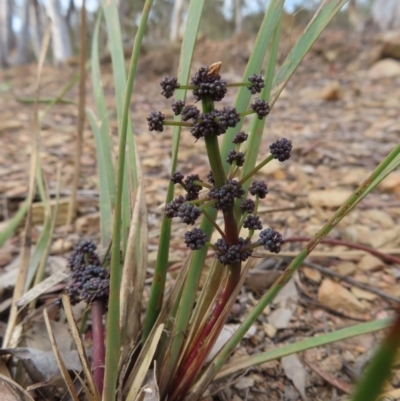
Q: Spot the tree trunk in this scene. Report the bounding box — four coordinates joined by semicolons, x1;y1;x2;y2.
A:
348;0;363;32
234;0;243;35
13;0;31;65
29;0;44;60
45;0;73;63
170;0;184;42
371;0;400;31
0;0;13;67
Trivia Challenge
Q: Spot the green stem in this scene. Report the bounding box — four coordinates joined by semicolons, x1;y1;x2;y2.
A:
103;1;153;399
239;154;274;185
164;121;193;128
202;208;225;239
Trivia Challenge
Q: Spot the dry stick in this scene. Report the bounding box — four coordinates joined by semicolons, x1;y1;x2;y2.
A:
2;25;52;349
67;0;87;225
302;260;400;305
285;237;400;266
302;358;353;394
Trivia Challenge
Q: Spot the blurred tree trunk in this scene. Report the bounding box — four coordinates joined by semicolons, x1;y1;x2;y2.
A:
169;0;184;42
234;0;243;35
348;0;363;32
0;0;14;67
29;0;44;60
371;0;400;31
45;0;72;63
13;0;30;65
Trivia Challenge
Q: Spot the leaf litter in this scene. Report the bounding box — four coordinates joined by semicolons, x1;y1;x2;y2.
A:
0;29;400;400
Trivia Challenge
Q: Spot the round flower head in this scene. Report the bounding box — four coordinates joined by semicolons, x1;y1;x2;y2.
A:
170;172;184;184
190;111;225;140
243;214;263;230
147;111;165;132
240;198;255;214
226;150;245;167
171;100;185;116
232;132;248;144
177;203;202;225
218;107;240;131
247;74;265;94
209;179;245;210
191;65;227;102
181;105;200;122
258;228;285;253
249;180;268;199
270;138;292;162
251;99;270;120
184;228;208;250
160;76;179;99
215;237;253;265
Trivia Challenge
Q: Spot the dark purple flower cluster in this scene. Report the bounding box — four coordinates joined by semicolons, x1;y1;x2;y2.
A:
240;198;255;214
270;138;292;162
258;228;285;253
249;180;268;199
147;111;165;132
232;132;248;144
160;76;180;99
190;111;225;140
247;74;265;94
243;215;263;230
184;174;202;201
191;66;227;102
251;99;270;120
215;237;253;265
208;180;245;210
172;100;185;116
226;150;245;167
56;241;109;307
184;228;208;250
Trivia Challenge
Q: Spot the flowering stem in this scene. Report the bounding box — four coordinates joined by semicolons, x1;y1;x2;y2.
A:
164;121;193;128
91;300;105;395
202;209;225;239
239;154;274;185
169;261;241;401
226;82;250;88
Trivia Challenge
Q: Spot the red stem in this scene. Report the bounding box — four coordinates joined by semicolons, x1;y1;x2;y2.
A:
91;300;105;395
168;263;240;401
285;237;400;265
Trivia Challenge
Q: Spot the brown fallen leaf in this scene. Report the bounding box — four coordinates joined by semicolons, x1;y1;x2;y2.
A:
318;279;366;318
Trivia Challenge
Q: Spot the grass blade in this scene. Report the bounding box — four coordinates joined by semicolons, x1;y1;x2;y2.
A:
44;308;80;401
102;0;152;398
270;0;349;106
125;324;164;401
351;315;400;401
215;318;392;380
86;108;114;246
0;200;29;248
142;0;206;343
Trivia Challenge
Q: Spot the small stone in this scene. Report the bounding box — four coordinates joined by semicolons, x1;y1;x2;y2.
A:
351;287;378;301
357;254;385;272
302;266;321;283
318;279;366;316
268;307;293;329
336;261;356;275
51;239;73;254
234;377;254;390
368;59;400;79
263;322;277;338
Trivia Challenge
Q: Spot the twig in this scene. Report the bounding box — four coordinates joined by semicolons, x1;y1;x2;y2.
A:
285;236;400;265
302;260;400;304
67;0;87;225
302;358;353;394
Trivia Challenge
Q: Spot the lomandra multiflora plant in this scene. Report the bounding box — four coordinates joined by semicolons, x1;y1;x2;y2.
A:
146;62;291;400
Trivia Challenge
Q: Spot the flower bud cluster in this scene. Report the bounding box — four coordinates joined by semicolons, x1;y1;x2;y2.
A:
55;240;109;307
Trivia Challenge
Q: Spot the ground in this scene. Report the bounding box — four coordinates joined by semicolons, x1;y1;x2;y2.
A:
0;29;400;400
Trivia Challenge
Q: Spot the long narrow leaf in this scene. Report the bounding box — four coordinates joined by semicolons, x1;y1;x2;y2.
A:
102;0;152;398
215;318;392;380
86;109;114;246
142;0;206;342
351;315;400;401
